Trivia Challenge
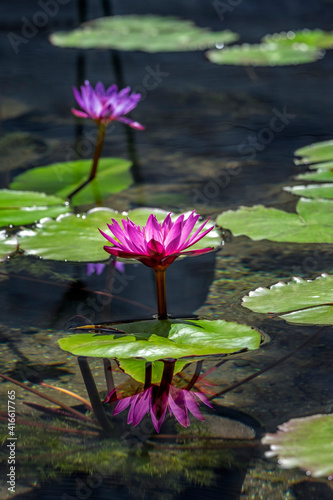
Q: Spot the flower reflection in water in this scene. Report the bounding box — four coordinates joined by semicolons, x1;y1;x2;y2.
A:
105;360;214;433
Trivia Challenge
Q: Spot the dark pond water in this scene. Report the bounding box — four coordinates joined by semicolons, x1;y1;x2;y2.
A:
1;1;333;499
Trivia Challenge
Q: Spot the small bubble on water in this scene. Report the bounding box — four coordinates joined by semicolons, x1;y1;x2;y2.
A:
215;43;224;49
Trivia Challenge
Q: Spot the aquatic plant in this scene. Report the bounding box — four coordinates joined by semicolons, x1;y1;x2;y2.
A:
68;81;144;199
99;211;214;318
72;81;144;130
105;360;213;432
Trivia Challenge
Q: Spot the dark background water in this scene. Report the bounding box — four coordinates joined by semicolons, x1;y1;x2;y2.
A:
1;1;333;499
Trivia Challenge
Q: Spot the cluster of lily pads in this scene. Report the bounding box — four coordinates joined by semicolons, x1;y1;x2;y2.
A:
50;15;333;67
216;138;333;478
2;11;333;482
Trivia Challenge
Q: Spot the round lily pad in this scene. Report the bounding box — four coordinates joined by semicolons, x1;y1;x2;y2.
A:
10;158;133;207
59;318;262;361
294;140;333;167
50;15;238;52
242;274;333;325
262;29;333;49
216;198;333;243
0;189;70;227
284;184;333;199
0;231;18;261
262;413;333;478
207;42;320;66
18;207;221;262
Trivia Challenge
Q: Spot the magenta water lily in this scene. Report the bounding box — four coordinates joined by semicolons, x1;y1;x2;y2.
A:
68;81;144;200
99;211;214;270
99;211;215;318
72;81;145;130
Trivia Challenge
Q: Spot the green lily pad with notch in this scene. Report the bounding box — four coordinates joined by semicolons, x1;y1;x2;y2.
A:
50;15;238;52
117;358;188;384
296;169;333;182
59;319;262;361
262;413;333;478
242;274;333;325
216;198;333;243
0;231;18;261
0;190;70;227
262;29;333;49
294;140;333;167
18;207;221;262
284;183;333;199
10;158;133;207
207;42;320;67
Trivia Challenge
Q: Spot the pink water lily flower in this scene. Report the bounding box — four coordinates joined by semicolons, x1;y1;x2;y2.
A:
99;211;215;271
72;80;145;129
105;384;213;433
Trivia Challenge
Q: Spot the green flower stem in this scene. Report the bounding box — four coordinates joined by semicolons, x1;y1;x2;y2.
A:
67;122;106;200
154;268;168;319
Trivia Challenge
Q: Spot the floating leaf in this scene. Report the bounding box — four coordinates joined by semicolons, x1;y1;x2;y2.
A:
242;274;333;325
284;184;333;199
50;15;238;52
262;29;333;49
10;158;133;206
117;358;187;384
294;140;333;167
0;231;17;261
0;133;47;172
207;42;320;66
0;190;70;227
262;413;333;478
18;207;221;262
216;198;333;243
296;170;333;182
59;318;262;360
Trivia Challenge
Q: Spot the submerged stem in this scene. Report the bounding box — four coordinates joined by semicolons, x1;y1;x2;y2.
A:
67;122;106;200
154;269;168;319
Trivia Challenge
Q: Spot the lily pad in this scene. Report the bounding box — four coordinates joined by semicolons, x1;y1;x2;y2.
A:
242;274;333;325
0;190;70;227
50;15;238;52
207;42;320;66
0;231;18;261
59;318;262;361
117;358;188;384
10;158;133;206
18;207;221;262
262;29;333;49
294;140;333;167
262;413;333;478
216;198;333;243
284;184;333;199
296;170;333;182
